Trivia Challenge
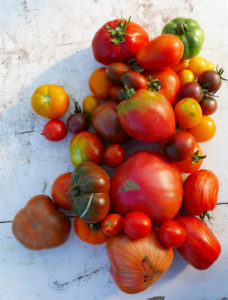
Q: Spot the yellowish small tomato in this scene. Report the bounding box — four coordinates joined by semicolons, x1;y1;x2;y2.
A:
189;56;215;76
178;69;194;85
187;116;216;142
82;95;99;115
172;60;189;73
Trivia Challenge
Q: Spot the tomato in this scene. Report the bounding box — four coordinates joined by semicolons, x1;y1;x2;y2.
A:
107;229;174;293
179;82;204;102
12;195;71;250
104;144;125;168
175;214;221;269
51;172;72;210
120;70;148;90
172;60;189;73
188;56;215;76
92;101;130;144
200;97;217;115
159;220;186;248
175;144;206;173
136;34;184;70
174;98;202;129
101;214;123;236
187;115;216;142
31;84;69;119
178;69;194;85
41;119;67;141
118;90;176;142
164;131;196;162
107;62;132;84
92;17;149;65
183;169;219;216
111;151;183;224
143;67;180;106
70;161;110;223
89;67;113;100
110;86;125;102
198;68;226;92
82;95;99;116
74;217;107;245
69;131;104;166
66;102;89;134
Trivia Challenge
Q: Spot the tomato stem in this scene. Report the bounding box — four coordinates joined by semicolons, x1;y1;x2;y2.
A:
74;102;82;114
200;211;212;223
123;84;136;99
176;21;188;35
191;150;206;164
147;76;162;92
106;16;132;45
88;222;101;231
217;66;228;81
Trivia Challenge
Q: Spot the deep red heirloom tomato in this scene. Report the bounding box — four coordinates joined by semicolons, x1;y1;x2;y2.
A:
101;214;123;236
92;17;149;65
41;119;67;141
159;220;186;248
104;144;125;168
51;172;72;210
111;151;183;224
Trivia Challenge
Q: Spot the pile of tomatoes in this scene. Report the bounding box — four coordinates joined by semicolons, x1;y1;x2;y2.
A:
12;16;226;294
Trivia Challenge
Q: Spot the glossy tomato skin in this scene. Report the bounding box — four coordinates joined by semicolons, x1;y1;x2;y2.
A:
89;67;113;100
110;86;125;102
183;169;219;216
107;62;132;84
104;144;125;168
41;120;67;141
200;97;217;115
69;131;104;166
143;68;180;106
92;101;130;144
82;95;99;116
159;220;186;248
175;214;221;269
51;172;72;210
198;70;222;92
180;81;204;102
187;115;216;142
111;151;183;224
118;90;176;142
136;34;184;70
120;71;148;90
101;214;123;236
92;19;149;65
66;102;89;134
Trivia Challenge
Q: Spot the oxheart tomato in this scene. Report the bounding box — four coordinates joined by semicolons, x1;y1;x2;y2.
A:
107;229;174;294
117;89;175;142
175;214;221;269
111;151;183;224
136;34;184;70
92;17;149;65
12;195;71;250
159;220;186;248
51;172;72;210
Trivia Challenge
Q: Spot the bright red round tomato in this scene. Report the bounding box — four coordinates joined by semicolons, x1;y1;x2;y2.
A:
101;214;123;236
104;144;125;168
123;211;152;240
51;172;72;210
159;220;186;248
92;17;149;65
41;119;67;141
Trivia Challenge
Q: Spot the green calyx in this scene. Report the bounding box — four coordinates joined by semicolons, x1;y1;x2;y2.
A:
176;21;188;35
106;16;132;45
88;222;101;231
191;150;206;164
123;84;136;99
200;211;212;223
147;76;162;92
217;66;228;81
74;102;82;114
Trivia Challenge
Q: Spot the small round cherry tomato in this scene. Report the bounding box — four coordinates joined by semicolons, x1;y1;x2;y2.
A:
82;95;99;116
178;69;194;85
51;172;72;210
180;82;203;102
104;144;125;168
41;119;67;141
120;70;148;90
159;220;186;248
189;56;215;76
89;67;113;100
101;214;123;236
198;68;226;92
200;97;217;115
66;102;89;134
110;86;125;102
187;116;216;142
174;98;202;128
123;211;152;240
106;62;132;84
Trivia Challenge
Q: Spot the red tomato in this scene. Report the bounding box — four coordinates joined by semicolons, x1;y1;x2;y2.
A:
104;144;125;168
183;169;219;216
120;70;148;90
143;68;181;106
51;172;72;210
159;220;186;248
106;62;132;84
41;119;67;141
101;214;123;236
175;214;221;270
111;151;183;224
136;34;184;70
92;17;149;65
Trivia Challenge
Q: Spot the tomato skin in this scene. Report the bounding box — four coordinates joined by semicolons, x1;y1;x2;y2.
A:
104;144;125;168
172;60;189;73
198;70;222;92
89;67;113;100
107;62;132;84
187;115;216;142
31;84;69;119
82;95;99;116
180;82;203;102
183;169;219;216
200;97;217;115
178;69;194;85
41;120;67;141
189;56;215;76
51;172;72;210
175;214;221;269
136;34;184;70
66;102;89;134
110;86;125;102
92;19;149;65
120;71;148;90
101;214;123;236
159;220;186;248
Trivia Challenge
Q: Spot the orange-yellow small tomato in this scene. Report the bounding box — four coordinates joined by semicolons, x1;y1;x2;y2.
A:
83;95;99;115
187;116;216;142
189;56;215;76
172;60;189;73
89;67;113;100
174;98;202;129
178;69;194;85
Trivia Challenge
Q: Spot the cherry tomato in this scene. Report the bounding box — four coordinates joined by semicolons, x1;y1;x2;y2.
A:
164;131;196;162
174;98;202;128
89;67;113;100
188;56;215;76
200;97;217;115
101;214;123;236
187;116;216;142
66;102;89;134
198;68;226;92
82;95;100;116
120;70;148;90
178;69;194;85
110;86;125;102
123;211;152;240
51;172;72;210
171;60;189;73
104;144;125;168
106;62;132;84
159;220;186;248
180;82;203;102
41;119;67;141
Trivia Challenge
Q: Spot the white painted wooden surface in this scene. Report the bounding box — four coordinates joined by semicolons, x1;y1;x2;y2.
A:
0;0;228;299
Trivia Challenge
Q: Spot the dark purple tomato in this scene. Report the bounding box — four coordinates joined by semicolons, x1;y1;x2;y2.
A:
198;68;227;92
164;131;196;162
66;102;89;134
106;62;132;84
110;86;125;102
200;97;217;115
120;70;148;90
180;81;203;102
41;119;67;141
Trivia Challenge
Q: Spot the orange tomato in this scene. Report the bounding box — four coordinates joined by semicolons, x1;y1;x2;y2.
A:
172;60;189;73
187;116;216;142
31;84;69;119
89;67;113;100
82;95;99;115
178;69;194;85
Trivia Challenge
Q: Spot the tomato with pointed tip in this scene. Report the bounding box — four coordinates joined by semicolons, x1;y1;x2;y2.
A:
159;220;186;248
41;119;67;141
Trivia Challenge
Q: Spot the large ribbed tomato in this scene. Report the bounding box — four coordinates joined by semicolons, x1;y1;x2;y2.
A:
111;151;183;224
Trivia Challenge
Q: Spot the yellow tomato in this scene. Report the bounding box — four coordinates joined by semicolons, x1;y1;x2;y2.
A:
178;69;194;85
172;60;189;73
187;116;216;142
83;95;99;115
189;56;215;76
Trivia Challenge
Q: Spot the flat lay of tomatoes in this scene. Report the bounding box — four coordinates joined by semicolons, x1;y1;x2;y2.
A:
41;119;67;141
51;172;72;210
104;144;125;168
159;220;186;248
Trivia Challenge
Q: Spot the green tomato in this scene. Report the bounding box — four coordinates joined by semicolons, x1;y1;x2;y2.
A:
162;17;204;59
